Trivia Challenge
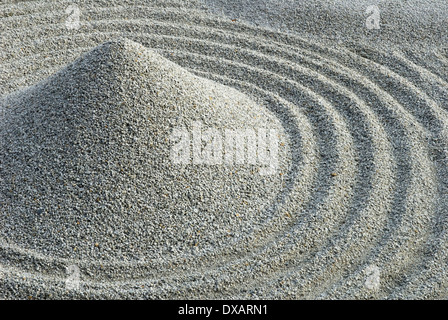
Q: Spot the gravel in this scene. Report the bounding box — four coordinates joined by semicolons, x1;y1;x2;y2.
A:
1;0;448;299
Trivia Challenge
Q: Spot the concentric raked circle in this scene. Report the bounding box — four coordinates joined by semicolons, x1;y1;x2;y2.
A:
1;0;448;299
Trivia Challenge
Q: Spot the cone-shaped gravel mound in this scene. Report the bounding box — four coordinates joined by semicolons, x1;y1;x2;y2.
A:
0;39;291;297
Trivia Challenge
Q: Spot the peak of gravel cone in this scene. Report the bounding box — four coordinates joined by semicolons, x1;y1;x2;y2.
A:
0;39;288;262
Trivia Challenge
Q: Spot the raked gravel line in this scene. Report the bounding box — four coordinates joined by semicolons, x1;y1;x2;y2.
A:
1;0;448;299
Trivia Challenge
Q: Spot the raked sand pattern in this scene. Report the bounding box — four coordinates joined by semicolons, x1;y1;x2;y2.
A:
1;0;448;299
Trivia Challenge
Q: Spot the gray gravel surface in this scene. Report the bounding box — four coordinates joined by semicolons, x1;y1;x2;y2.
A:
1;0;448;299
